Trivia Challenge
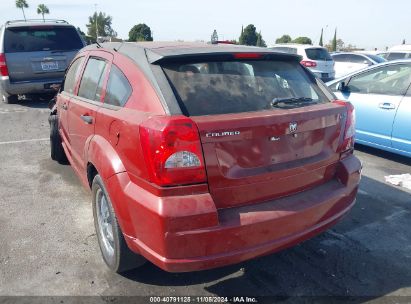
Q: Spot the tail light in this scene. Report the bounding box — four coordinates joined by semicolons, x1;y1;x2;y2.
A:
301;60;317;68
334;100;356;153
0;53;9;77
139;116;206;187
234;53;265;59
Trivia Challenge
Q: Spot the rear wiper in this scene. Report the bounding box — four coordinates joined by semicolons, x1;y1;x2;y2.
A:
271;97;315;108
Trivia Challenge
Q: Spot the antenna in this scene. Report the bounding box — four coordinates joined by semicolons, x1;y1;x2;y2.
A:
96;41;102;48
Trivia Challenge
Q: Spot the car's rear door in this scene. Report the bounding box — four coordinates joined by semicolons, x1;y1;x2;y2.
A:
67;51;112;173
4;25;84;83
334;63;411;148
162;57;348;209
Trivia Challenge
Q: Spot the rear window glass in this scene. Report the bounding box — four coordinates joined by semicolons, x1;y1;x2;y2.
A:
4;26;83;53
305;48;332;61
162;60;330;116
104;65;132;107
78;58;108;101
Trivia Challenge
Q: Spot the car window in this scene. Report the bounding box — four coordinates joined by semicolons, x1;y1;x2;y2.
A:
305;48;332;61
347;64;411;95
62;56;84;95
162;60;330;116
78;58;109;102
4;26;83;53
332;54;345;62
387;53;407;61
104;65;132;107
348;55;370;64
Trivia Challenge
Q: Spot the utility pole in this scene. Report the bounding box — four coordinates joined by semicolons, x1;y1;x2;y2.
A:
94;4;98;40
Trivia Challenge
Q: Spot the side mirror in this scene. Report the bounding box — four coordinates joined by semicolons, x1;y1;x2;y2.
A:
364;60;372;66
336;81;348;92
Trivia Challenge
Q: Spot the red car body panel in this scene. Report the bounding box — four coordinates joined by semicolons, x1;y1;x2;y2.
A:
56;43;362;272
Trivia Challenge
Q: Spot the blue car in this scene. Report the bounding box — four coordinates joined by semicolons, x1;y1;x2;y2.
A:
327;60;411;157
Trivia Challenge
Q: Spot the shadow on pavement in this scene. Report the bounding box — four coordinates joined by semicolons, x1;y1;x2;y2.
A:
355;143;411;166
122;175;411;301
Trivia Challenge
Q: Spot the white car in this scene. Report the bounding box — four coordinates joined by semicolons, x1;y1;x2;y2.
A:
331;52;386;78
270;44;335;82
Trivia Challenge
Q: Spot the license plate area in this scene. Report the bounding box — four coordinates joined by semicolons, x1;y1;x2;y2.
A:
41;61;59;71
321;73;329;78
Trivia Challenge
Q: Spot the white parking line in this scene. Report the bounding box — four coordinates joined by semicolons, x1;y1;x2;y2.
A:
0;138;49;145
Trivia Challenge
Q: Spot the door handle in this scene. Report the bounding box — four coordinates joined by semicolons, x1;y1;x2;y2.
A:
61;103;68;110
378;102;396;110
80;115;93;124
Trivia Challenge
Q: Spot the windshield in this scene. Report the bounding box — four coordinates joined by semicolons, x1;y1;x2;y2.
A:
162;60;330;116
366;54;387;63
305;48;333;61
4;26;84;53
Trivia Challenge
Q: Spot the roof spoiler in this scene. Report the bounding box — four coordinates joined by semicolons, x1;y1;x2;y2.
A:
147;50;302;65
5;19;69;25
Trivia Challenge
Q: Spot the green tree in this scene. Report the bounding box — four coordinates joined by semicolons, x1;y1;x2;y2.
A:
86;12;117;40
331;28;337;52
128;23;153;42
319;28;323;46
37;4;49;22
275;34;292;44
293;37;312;45
239;24;258;46
15;0;29;21
256;31;266;47
211;29;218;44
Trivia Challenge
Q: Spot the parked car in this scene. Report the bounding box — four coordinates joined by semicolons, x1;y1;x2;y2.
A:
331;52;386;78
270;44;335;82
327;60;411;157
0;19;85;103
379;51;411;61
50;42;361;273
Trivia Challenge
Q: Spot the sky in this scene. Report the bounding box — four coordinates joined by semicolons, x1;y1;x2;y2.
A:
1;0;409;50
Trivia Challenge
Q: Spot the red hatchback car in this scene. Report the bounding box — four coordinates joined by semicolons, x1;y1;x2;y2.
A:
49;42;361;273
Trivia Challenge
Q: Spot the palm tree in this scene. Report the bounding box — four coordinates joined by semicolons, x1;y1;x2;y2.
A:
15;0;29;21
37;4;50;22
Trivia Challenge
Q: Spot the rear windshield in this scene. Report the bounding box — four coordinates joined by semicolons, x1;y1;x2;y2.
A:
4;26;83;53
162;60;330;116
305;48;332;61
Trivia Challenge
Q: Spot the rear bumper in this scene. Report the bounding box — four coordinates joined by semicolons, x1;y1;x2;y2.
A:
106;155;361;272
0;76;63;95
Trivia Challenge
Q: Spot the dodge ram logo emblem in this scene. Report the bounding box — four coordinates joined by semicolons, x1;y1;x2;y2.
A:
289;122;298;133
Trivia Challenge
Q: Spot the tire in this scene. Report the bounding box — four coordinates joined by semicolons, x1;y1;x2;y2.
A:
92;174;146;273
49;115;67;164
2;93;17;104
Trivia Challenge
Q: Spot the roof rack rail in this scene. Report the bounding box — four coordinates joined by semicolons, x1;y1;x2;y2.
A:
5;19;69;25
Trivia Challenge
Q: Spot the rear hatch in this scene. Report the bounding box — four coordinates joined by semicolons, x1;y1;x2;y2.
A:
161;56;346;209
305;47;334;75
4;25;84;82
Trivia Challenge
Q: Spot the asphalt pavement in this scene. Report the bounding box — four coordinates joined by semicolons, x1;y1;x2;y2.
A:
0;99;411;303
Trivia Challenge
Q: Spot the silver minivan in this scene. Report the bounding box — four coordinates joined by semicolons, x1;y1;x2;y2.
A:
0;19;85;103
270;44;335;82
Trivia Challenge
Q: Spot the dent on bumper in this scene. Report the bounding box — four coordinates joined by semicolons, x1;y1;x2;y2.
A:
106;154;361;272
